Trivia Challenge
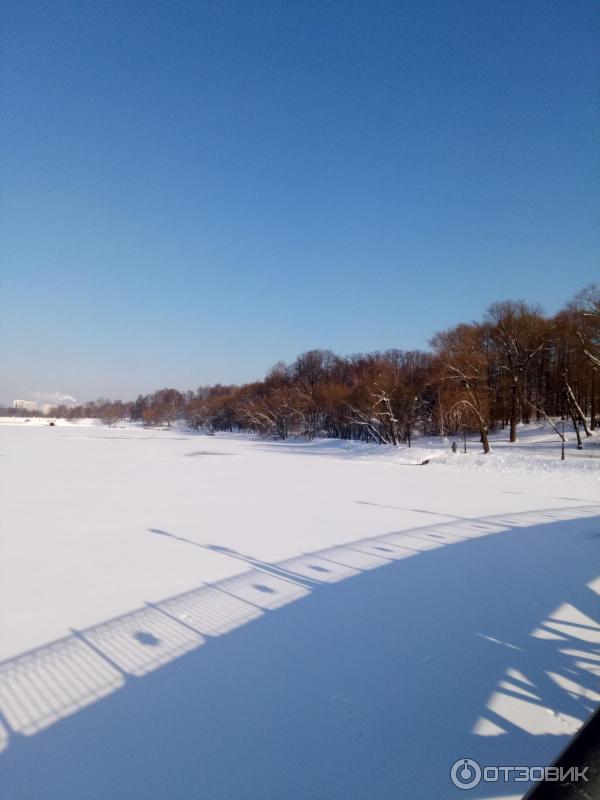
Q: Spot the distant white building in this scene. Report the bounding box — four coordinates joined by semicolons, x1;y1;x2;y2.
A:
12;400;54;414
13;399;39;412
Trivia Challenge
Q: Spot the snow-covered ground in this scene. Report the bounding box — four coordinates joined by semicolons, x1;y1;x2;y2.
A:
0;420;598;799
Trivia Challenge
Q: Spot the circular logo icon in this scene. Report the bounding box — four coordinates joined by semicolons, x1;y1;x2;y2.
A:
450;758;482;789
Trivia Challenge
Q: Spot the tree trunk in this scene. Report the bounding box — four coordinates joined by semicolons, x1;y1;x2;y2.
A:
571;413;583;449
564;377;592;437
479;423;491;454
566;395;583;449
509;381;518;442
524;399;565;441
591;369;597;430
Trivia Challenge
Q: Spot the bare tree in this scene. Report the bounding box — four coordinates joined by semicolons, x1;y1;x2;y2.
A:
431;323;492;453
486;301;548;442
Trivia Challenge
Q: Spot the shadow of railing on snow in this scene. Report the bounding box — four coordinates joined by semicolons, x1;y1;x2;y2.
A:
0;503;598;755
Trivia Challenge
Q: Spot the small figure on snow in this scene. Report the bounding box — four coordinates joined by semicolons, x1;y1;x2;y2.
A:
451;441;457;453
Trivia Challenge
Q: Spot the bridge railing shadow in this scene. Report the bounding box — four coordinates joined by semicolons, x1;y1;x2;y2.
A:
0;503;598;757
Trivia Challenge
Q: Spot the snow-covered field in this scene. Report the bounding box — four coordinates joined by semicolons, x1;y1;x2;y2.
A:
0;420;598;799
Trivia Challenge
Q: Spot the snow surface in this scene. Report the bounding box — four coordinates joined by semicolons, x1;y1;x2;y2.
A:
0;420;598;799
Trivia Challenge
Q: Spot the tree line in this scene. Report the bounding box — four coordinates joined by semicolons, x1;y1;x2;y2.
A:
8;286;599;450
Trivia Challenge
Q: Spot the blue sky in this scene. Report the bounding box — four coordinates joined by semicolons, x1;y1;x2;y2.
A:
1;1;598;403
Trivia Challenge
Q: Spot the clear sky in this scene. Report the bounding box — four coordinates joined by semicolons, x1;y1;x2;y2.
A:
1;1;598;404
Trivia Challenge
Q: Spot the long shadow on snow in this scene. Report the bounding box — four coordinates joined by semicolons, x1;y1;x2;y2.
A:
1;514;599;799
